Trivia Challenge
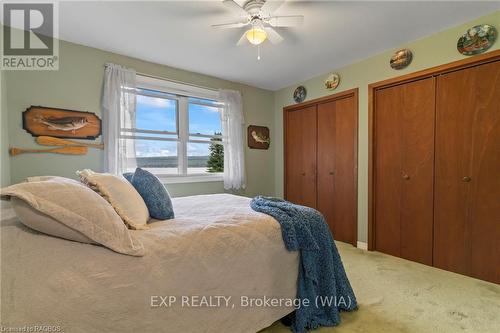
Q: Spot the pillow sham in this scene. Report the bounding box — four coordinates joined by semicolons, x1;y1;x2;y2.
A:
77;169;149;230
126;168;174;220
11;197;96;244
0;178;144;256
26;175;82;184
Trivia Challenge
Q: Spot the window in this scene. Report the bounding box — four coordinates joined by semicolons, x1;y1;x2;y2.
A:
187;97;223;175
120;75;223;182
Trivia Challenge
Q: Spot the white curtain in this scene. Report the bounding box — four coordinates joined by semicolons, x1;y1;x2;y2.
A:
102;63;137;175
219;89;246;190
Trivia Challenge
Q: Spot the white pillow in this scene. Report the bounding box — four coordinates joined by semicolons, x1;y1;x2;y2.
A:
11;197;96;244
77;169;149;230
0;177;144;256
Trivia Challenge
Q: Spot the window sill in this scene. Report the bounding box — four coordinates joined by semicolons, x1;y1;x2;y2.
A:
158;174;223;184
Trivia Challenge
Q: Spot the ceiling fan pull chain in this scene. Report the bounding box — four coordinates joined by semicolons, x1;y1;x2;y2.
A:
257;45;261;60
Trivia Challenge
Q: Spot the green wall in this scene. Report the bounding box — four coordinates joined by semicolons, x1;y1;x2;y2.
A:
0;68;9;188
3;38;276;197
273;11;500;243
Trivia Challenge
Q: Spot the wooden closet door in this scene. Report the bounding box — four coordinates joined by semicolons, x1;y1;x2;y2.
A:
374;85;403;257
434;61;500;283
374;78;435;264
285;106;317;208
317;97;357;245
399;78;435;265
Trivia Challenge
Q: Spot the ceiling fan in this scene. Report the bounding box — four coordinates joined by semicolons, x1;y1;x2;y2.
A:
212;0;303;56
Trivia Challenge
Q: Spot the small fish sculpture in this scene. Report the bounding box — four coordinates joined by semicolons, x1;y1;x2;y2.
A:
36;115;89;134
251;130;270;145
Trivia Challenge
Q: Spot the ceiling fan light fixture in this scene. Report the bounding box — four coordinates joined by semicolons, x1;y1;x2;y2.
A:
246;27;267;45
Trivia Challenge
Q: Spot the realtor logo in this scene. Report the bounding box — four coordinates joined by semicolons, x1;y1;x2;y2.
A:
1;1;59;70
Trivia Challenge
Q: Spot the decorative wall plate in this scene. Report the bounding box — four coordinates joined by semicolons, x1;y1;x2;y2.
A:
293;86;307;103
457;24;497;56
390;49;413;70
325;73;340;90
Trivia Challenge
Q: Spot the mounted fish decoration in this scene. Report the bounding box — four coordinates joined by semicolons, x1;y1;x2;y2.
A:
35;115;89;133
23;106;101;140
247;125;270;150
251;130;270;145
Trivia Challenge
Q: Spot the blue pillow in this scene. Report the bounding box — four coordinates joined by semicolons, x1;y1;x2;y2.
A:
123;168;174;220
122;172;134;183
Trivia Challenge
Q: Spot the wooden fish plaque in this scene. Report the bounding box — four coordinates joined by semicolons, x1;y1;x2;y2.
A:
22;106;102;140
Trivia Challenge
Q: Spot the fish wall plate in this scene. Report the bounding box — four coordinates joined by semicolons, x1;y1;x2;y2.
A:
247;125;270;150
22;106;102;140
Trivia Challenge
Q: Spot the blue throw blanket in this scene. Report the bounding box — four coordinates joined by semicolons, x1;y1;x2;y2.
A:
250;196;357;333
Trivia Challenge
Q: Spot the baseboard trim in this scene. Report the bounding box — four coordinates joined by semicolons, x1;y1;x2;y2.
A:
357;241;368;250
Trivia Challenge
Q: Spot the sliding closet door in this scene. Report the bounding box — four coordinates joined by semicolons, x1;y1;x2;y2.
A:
374;78;435;265
434;61;500;283
285;106;317;208
317;96;357;245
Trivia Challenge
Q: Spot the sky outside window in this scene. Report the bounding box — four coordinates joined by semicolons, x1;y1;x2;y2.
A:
136;94;177;133
188;98;222;136
135;93;221;158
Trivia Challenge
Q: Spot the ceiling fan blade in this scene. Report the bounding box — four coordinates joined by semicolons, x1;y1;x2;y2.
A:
261;0;285;15
212;20;248;29
222;0;248;16
236;32;248;46
268;15;304;27
264;27;284;44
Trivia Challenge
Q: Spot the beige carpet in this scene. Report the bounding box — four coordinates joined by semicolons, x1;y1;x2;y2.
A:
262;242;500;333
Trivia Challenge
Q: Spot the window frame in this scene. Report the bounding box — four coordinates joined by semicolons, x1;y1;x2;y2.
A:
123;75;223;184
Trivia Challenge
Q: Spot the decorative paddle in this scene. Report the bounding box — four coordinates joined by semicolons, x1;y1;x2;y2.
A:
9;146;88;156
36;136;104;149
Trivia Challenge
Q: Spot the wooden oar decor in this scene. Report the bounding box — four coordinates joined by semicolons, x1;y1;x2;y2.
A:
10;135;101;156
9;146;88;156
36;136;104;149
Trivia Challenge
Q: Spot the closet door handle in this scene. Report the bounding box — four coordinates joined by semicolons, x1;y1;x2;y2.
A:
462;176;471;182
329;171;334;176
301;172;306;176
402;174;410;180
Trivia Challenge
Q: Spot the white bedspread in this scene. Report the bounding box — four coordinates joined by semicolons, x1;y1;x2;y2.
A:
0;194;299;333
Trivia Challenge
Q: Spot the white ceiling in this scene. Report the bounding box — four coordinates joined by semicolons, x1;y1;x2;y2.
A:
57;1;499;90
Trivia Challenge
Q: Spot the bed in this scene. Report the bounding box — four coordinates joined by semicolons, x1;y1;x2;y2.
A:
0;194;299;333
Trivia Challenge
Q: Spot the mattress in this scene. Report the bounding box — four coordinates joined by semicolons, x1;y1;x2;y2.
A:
0;194;299;333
